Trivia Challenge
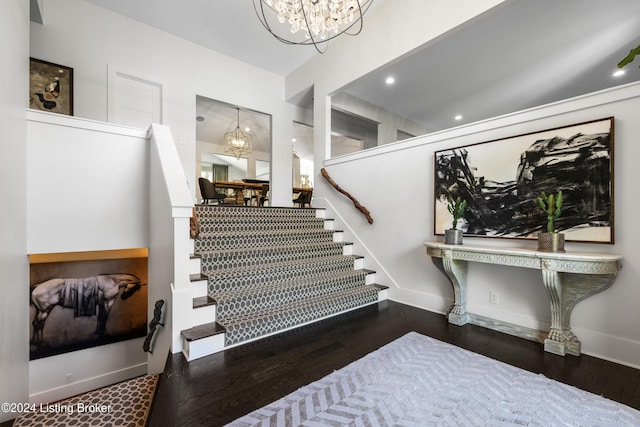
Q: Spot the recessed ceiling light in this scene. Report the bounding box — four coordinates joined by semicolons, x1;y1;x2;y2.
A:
385;76;395;85
292;138;297;142
613;69;626;77
196;116;205;122
454;115;463;121
244;126;251;132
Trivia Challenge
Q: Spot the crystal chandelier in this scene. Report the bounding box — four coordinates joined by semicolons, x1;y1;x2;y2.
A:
224;108;252;160
253;0;373;53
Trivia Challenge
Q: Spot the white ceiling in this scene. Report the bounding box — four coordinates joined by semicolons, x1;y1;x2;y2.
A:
83;0;640;158
84;0;326;75
342;0;640;133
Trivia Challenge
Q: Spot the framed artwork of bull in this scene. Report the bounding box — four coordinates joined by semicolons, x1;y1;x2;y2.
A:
434;117;614;243
29;248;148;360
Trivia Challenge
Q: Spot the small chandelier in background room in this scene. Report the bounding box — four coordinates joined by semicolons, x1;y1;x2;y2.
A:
253;0;373;53
224;108;252;160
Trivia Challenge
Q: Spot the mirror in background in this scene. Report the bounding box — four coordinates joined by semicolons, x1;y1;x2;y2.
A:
196;95;271;204
196;96;271;205
329;0;640;158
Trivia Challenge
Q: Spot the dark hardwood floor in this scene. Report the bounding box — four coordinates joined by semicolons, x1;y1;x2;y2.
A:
147;301;640;426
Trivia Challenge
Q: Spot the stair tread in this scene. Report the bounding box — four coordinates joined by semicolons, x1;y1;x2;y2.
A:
190;273;208;282
181;321;226;341
193;296;216;309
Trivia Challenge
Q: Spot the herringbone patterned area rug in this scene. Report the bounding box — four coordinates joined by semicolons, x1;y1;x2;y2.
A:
227;332;640;426
12;374;157;427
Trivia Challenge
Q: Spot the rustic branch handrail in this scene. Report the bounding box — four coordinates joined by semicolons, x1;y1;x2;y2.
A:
190;207;200;239
321;168;373;224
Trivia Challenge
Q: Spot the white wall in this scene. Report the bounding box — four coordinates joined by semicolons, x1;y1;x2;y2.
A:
282;0;640;368
29;0;296;207
0;0;30;421
285;0;509;221
322;82;640;368
26;110;150;403
332;92;428;144
27;112;149;253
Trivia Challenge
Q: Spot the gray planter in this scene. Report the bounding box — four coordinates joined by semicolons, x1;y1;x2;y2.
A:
537;232;565;252
445;229;464;245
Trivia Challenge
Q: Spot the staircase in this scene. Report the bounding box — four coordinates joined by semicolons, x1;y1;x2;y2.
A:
181;205;388;361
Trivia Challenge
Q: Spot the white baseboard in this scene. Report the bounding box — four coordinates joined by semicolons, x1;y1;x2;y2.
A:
392;290;640;369
571;327;640;370
389;289;449;315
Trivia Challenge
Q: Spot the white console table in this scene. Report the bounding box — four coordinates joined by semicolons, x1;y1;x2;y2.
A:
424;242;622;356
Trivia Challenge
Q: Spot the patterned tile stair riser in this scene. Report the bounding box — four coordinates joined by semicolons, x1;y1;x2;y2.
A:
192;205;384;349
198;216;326;234
195;205;320;222
215;270;370;320
222;287;379;345
193;208;324;233
194;228;335;252
207;256;361;294
198;242;347;273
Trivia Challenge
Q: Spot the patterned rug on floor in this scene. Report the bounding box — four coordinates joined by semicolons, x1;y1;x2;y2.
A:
13;374;158;427
227;332;640;426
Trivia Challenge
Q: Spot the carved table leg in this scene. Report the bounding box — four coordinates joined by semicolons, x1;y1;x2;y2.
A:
541;270;617;356
234;188;245;205
432;255;469;326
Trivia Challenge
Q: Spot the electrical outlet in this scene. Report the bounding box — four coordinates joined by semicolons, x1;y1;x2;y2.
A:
489;291;499;304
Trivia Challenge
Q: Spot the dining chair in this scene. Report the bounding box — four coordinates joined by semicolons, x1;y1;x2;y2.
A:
293;189;313;208
258;184;269;206
198;177;226;205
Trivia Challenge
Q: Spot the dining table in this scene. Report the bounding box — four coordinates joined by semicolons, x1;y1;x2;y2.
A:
213;180;312;206
214;180;263;205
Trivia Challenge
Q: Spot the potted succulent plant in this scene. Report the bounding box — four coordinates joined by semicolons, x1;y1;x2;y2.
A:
536;190;565;252
445;196;467;245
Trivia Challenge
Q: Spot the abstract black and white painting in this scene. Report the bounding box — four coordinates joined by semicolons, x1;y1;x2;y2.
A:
434;117;614;243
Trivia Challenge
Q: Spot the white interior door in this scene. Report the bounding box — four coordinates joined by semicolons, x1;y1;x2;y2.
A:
109;67;163;128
